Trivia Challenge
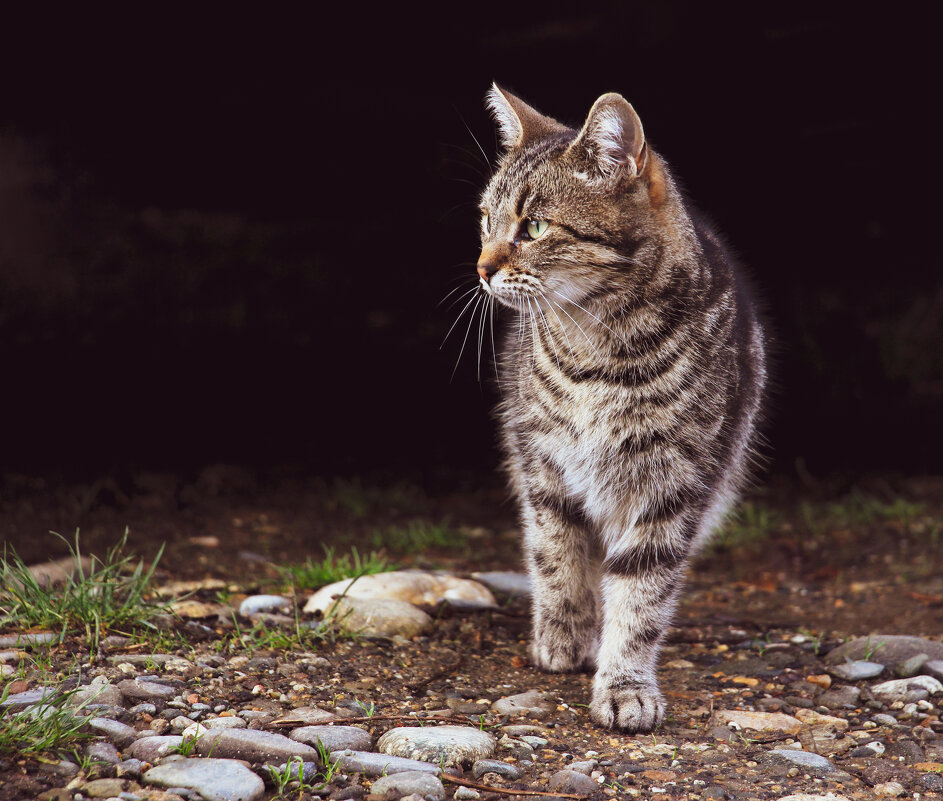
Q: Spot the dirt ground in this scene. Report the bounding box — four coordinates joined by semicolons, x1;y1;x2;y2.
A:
2;468;943;799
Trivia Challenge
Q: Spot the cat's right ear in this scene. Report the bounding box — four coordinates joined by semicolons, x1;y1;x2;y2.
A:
486;84;567;150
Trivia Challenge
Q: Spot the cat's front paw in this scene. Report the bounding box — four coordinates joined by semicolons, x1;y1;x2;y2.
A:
529;633;597;673
590;680;665;732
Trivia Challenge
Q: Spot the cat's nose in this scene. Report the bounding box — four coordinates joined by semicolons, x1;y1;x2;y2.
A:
477;252;501;282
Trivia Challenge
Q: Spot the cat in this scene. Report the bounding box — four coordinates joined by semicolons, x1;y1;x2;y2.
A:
475;85;767;731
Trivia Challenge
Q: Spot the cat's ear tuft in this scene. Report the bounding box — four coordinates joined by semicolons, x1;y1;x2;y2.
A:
568;93;646;184
486;84;567;150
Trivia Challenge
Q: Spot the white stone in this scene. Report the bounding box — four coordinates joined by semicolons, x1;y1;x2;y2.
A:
315;596;433;638
871;675;943;702
713;710;802;734
143;757;264;801
471;571;531;598
303;570;496;614
377;725;496;767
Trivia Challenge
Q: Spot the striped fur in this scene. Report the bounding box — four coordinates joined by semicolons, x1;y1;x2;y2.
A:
478;86;766;731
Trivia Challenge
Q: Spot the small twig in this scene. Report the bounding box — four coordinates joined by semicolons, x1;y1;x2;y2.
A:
442;774;585;798
407;654;463;694
271;713;490;727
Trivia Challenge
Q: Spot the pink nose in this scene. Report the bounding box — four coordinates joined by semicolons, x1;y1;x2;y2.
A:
477;261;498;282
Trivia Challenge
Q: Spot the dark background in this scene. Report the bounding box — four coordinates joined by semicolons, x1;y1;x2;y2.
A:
0;7;938;490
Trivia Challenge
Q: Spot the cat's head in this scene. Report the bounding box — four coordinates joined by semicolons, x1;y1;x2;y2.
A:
478;85;671;309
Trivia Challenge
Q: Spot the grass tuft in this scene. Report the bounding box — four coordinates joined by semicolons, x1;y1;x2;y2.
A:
281;545;393;590
370;520;462;553
0;530;167;648
0;683;91;756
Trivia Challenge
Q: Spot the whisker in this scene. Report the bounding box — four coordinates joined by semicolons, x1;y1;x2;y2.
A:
546;296;603;359
551;289;626;344
452;294;484;380
489;294;500;386
539;291;577;361
441;290;482;348
438;283;477;309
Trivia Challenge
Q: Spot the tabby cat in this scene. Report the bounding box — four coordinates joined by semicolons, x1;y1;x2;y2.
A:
475;85;766;731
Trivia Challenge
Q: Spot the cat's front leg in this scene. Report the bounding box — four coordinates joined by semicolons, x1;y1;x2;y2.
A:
523;495;599;673
590;519;692;731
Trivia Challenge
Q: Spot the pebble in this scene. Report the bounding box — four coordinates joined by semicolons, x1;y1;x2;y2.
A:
817;685;861;709
778;796;852;801
330;749;442;777
0;687;57;710
143;757;265;801
872;713;898;726
567;760;597;775
828;660;885;681
127;735;185;762
84;740;121;765
713;710;801;734
82;777;126;797
897;653;930;677
276;705;336;725
471;759;522;780
0;632;58;648
312;596;433;638
72;682;124;707
290;725;372;752
193;728;318;761
925;659;943;680
826;635;943;666
130;703;158;716
794;708;848;731
849;741;886;757
305;570;497;614
116;758;143;779
368;771;446;801
874;781;906;797
377;725;496;767
238;594;292;617
453;787;481;801
470;571;531;598
548;769;598;795
0;649;26;663
116;678;177;701
766;749;836;775
491;690;553;719
871;675;943;703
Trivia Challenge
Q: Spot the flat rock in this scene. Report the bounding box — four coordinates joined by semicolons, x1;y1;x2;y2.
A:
84;741;121;765
712;710;802;734
87;718;138;748
795;709;849;732
818;685;861;709
548;769;598;795
82;778;126;798
127;736;185;762
202;716;248;730
313;596;433;638
143;757;265;801
329;749;442;777
25;556;94;588
194;728;317;762
471;759;522;780
825;635;943;666
290;725;372;752
491;690;553;719
238;594;292;617
274;706;336;725
765;749;837;776
116;678;177;701
0;632;57;648
368;771;446;801
828;660;885;681
0;687;57;710
304;570;496;613
871;675;943;703
471;571;531;598
72;683;124;707
924;659;943;681
377;725;496;767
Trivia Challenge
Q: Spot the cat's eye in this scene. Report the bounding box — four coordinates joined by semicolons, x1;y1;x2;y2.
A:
481;212;491;235
526;219;549;239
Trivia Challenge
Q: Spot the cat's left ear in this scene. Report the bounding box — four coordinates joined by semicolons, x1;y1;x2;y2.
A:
567;93;647;185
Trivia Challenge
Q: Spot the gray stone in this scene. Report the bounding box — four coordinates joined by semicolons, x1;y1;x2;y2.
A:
377;725;496;767
83;777;126;797
37;759;80;777
127;735;185;762
924;659;943;681
828;661;885;681
130;703;158;716
0;650;25;663
548;769;598;795
0;687;57;710
871;675;943;703
116;678;177;701
825;635;943;666
238;594;292;617
453;787;481;801
87;717;138;748
921;773;943;791
871;713;898;726
276;705;336;725
368;771;445;801
194;728;317;762
765;749;836;776
289;725;371;752
116;758;143;779
897;653;930;677
72;682;124;707
491;690;553;719
85;740;121;765
849;741;885;757
267;758;320;785
202;716;248;730
818;685;861;710
567;760;597;775
471;759;522;780
0;632;57;648
143;757;265;801
106;653;178;666
471;571;532;599
329;749;442;777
